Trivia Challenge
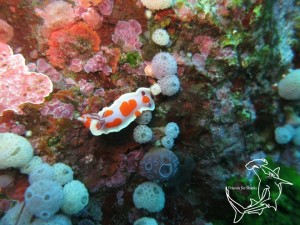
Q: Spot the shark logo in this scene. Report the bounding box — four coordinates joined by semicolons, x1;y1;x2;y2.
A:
225;158;293;223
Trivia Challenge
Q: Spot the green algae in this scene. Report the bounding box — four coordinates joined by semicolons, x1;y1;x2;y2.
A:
120;51;142;68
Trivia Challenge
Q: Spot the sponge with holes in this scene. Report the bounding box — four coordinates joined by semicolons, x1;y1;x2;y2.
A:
61;180;89;215
24;179;64;220
29;163;54;184
53;163;74;185
0;132;33;169
133;182;165;212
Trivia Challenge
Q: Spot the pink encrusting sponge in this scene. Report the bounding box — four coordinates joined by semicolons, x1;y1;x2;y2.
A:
0;42;53;116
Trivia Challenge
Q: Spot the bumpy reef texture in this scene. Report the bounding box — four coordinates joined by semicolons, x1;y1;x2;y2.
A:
0;0;300;224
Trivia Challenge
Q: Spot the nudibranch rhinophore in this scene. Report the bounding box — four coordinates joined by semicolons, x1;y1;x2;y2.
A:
77;88;155;135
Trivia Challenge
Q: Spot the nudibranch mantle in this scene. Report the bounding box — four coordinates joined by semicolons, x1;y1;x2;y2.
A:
78;88;155;136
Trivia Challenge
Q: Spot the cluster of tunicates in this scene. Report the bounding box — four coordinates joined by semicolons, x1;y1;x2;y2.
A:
133;119;180;149
23;160;88;219
0;133;89;225
134;110;153;144
275;69;300;146
161;122;180;149
149;52;180;97
133;3;179;224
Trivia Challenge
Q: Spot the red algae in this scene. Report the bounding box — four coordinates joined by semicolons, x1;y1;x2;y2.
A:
46;22;101;68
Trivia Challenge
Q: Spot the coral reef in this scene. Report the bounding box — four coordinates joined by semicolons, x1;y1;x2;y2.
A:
0;0;300;224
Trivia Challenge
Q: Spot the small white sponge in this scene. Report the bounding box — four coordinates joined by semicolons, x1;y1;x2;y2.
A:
133;182;165;212
0;133;33;169
152;29;170;46
141;0;174;10
158;75;180;96
134;217;158;225
61;180;89;215
133;125;153;144
150;83;162;96
278;69;300;100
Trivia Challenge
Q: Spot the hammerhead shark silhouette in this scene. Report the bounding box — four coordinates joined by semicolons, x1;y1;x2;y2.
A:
225;158;293;223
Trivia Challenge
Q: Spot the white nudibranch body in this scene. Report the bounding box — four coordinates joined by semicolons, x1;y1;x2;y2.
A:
78;88;155;136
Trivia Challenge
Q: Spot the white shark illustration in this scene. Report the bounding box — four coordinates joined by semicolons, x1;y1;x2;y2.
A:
226;158;293;223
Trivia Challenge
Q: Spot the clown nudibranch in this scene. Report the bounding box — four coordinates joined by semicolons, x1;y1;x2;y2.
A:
78;88;155;135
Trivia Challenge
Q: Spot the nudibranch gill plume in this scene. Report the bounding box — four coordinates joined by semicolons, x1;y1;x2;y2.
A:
78;88;155;135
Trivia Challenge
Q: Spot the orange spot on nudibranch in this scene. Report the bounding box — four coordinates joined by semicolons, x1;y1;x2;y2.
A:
103;109;113;117
83;117;92;128
106;118;122;128
142;96;150;104
120;99;137;116
135;111;141;117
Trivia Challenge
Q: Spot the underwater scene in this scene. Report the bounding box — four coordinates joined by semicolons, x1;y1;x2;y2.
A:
0;0;300;224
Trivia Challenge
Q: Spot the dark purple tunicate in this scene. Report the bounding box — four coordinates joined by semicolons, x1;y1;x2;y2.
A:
140;148;179;181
